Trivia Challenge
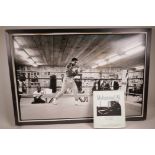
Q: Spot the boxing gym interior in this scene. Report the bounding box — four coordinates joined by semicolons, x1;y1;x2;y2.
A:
13;34;145;120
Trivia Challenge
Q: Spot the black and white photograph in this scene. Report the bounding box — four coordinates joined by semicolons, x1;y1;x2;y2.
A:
97;101;121;116
6;28;151;125
93;90;126;128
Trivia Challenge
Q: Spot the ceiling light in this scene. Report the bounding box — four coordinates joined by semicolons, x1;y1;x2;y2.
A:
37;62;45;65
108;55;121;63
26;58;34;65
32;57;40;62
15;50;29;59
95;45;145;67
134;66;144;70
14;41;19;48
107;53;118;59
33;63;38;67
98;61;107;66
95;59;105;64
124;45;145;56
95;54;117;64
98;55;120;66
92;65;98;68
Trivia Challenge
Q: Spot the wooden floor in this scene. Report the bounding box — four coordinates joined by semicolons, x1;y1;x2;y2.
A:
20;94;142;120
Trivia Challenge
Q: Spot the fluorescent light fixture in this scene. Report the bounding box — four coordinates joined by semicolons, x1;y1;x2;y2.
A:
14;41;19;48
108;55;121;63
124;45;145;56
27;60;38;67
95;45;145;67
15;50;29;59
37;62;46;65
107;53;118;59
97;55;122;67
98;55;120;66
98;61;107;66
134;66;144;70
95;59;105;64
92;65;98;69
95;54;117;64
26;58;34;64
122;42;143;52
33;63;38;67
32;57;40;62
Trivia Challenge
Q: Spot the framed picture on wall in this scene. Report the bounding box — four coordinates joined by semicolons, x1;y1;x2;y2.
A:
6;28;151;125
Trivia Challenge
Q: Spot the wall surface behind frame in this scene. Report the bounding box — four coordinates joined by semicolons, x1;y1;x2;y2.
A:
0;27;155;129
0;28;16;128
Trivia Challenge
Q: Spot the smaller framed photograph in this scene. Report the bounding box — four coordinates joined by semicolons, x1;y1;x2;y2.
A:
93;90;126;128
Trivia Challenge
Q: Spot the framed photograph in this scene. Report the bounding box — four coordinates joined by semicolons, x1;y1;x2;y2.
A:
93;90;126;128
6;28;151;125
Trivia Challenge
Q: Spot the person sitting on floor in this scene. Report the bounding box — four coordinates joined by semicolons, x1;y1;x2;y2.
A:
32;86;45;104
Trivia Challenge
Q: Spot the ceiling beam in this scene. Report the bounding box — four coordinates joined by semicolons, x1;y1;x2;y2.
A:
64;35;83;64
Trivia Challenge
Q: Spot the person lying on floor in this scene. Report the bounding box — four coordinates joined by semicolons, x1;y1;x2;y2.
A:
32;86;45;104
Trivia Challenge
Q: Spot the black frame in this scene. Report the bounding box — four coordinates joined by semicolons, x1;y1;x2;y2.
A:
6;28;151;125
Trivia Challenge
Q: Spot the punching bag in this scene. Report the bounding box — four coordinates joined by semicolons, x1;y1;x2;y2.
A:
75;79;82;93
50;75;57;93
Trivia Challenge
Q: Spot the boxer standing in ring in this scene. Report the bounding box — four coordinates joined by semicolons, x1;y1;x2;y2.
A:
49;58;81;105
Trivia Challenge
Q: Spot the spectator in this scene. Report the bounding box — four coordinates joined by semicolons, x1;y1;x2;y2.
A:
32;86;45;104
92;81;99;92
